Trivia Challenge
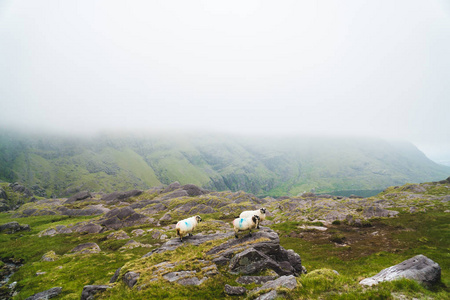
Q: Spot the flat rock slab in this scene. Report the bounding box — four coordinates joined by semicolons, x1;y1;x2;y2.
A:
360;255;441;286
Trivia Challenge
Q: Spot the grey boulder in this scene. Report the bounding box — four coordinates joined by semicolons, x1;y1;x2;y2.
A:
360;255;441;286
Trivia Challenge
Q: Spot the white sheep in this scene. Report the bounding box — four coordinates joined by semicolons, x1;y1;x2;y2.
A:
232;215;260;238
175;215;202;241
239;208;266;229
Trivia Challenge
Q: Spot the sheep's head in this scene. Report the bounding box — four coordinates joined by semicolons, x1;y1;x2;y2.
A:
260;207;266;214
252;215;260;224
195;215;202;223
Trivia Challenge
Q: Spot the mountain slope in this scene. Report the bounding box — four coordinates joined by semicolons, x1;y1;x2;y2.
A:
0;130;448;197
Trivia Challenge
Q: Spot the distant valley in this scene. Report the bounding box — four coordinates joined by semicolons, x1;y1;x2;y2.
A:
0;130;449;198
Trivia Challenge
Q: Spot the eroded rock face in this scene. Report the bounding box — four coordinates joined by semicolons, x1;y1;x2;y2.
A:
360;255;441;286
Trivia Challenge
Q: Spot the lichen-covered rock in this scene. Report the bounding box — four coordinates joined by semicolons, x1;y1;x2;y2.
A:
99;207;149;230
236;276;278;285
109;267;122;283
0;221;30;234
74;223;104;234
101;189;143;202
70;243;101;254
123;271;140;288
25;287;62;300
41;250;59;262
39;225;72;237
360;255;441;286
80;285;111;300
64;191;92;204
250;275;298;296
107;230;130;240
224;284;247;295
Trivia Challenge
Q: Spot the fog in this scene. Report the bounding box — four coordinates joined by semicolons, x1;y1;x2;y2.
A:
0;1;449;161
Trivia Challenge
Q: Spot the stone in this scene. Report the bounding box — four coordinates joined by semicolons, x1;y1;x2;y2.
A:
99;207;150;230
163;271;196;282
109;267;122;283
163;182;182;193
178;277;206;286
80;285;111;300
123;271;140;288
70;243;101;254
181;184;205;196
0;188;7;200
65;191;92;203
360;255;441;287
0;221;30;234
25;287;62;300
101;190;143;202
363;206;399;218
75;223;103;234
255;290;278;300
224;284;247;295
107;230;130;240
208;228;302;276
41;251;59;262
159;212;172;222
236;276;278;285
253;275;298;293
131;229;145;236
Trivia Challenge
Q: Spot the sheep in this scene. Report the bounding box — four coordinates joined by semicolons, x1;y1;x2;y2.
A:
176;215;202;241
239;208;266;229
232;215;260;238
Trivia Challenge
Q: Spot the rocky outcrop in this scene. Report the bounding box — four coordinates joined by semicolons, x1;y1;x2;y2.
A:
360;255;441;286
101;190;143;202
80;285;111;300
0;222;30;234
64;191;92;204
24;287;62;300
206;227;302;276
99;207;149;230
10;182;32;197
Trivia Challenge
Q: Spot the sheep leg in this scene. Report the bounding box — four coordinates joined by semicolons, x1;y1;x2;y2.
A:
248;229;252;236
188;233;193;236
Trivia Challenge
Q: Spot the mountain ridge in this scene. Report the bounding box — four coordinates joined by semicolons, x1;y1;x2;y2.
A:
0;130;448;197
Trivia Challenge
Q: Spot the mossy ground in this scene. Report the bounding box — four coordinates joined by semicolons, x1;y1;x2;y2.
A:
0;182;449;299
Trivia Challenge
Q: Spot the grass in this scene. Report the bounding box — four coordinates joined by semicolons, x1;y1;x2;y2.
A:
1;182;449;299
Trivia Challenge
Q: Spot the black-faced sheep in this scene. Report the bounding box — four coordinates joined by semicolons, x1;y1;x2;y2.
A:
232;215;260;239
176;215;202;241
239;208;266;229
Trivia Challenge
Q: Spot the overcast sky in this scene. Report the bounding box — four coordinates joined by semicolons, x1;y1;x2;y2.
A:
0;0;449;160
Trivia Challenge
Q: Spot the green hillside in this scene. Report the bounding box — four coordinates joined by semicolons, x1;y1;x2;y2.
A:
0;130;449;197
